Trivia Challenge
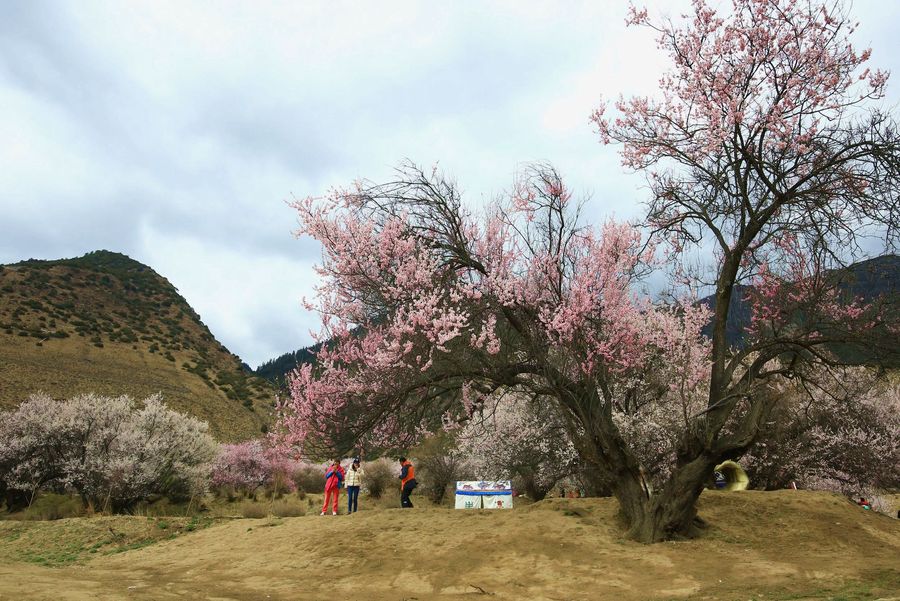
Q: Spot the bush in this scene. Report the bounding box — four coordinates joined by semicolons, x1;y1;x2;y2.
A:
292;462;326;494
19;493;83;521
362;458;396;499
413;433;467;505
0;393;217;513
240;501;268;519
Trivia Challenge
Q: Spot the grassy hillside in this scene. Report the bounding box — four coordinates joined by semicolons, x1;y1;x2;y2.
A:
0;490;897;600
0;250;274;441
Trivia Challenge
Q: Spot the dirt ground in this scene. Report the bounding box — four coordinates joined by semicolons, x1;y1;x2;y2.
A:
1;490;898;601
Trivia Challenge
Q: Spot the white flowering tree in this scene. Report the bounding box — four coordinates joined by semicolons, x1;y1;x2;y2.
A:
0;393;218;512
457;393;578;501
743;369;900;494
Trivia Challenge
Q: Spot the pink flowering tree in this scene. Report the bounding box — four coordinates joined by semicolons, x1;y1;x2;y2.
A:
587;0;900;537
280;0;900;543
279;160;721;541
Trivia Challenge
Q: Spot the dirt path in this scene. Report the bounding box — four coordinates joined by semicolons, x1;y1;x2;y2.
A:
2;491;898;600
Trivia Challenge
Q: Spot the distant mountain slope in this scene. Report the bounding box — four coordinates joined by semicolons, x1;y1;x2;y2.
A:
255;344;321;387
700;254;900;350
0;250;274;441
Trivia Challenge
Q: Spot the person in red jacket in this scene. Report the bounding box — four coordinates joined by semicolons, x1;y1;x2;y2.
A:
398;457;417;508
320;459;345;516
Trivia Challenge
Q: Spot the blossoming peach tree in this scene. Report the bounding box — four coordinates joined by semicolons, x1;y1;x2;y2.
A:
279;0;899;542
279;160;716;539
743;370;900;494
590;0;899;537
0;393;217;513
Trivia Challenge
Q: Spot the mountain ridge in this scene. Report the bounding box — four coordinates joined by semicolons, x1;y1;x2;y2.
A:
0;250;274;441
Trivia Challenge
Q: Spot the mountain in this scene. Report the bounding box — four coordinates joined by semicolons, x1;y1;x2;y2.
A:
255;255;900;384
700;254;900;350
0;250;275;441
255;343;321;388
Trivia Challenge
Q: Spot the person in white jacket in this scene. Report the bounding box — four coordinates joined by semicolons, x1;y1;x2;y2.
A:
345;458;364;513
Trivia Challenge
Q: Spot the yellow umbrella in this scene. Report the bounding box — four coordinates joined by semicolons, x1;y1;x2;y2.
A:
714;460;750;491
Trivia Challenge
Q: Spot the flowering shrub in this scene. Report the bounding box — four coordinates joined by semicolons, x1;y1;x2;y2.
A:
743;371;900;494
0;393;217;512
211;441;299;498
457;394;577;501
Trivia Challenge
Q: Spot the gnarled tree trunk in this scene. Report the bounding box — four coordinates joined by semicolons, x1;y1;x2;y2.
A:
613;456;716;542
569;391;724;543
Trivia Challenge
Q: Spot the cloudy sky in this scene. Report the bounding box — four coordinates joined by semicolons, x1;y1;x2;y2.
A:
2;1;898;368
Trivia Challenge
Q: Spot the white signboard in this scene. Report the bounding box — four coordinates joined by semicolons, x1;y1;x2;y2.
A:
454;481;513;509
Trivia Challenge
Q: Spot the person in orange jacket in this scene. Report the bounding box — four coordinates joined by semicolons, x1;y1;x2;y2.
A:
398;457;417;508
320;459;345;516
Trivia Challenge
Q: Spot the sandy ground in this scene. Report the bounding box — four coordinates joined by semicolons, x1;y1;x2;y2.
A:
1;490;898;601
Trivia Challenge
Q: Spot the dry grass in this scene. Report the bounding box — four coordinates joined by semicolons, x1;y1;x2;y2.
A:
0;490;897;600
0;334;267;440
0;515;215;567
235;499;306;519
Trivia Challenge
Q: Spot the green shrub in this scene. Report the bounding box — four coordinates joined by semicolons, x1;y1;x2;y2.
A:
20;493;83;521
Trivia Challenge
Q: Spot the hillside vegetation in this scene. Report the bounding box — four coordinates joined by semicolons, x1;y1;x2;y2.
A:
0;491;897;600
0;250;274;440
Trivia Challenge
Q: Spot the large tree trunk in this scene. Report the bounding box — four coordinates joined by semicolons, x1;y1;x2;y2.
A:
574;409;718;543
613;456;716;543
563;385;727;542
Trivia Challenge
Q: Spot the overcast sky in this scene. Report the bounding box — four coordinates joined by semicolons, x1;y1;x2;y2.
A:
2;1;898;368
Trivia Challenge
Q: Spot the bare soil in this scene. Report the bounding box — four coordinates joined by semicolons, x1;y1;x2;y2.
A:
1;490;898;600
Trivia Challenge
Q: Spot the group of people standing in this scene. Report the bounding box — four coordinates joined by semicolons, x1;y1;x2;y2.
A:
319;456;417;515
